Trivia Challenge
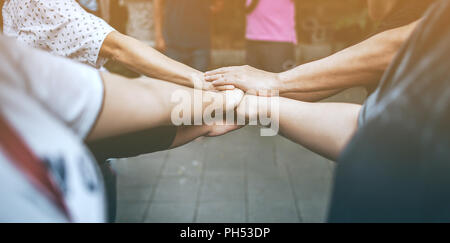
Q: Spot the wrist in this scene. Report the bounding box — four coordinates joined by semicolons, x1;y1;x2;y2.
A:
274;72;287;94
259;96;272;118
189;72;212;90
277;66;310;94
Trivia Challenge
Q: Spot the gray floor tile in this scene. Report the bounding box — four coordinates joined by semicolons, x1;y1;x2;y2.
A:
117;186;154;202
200;175;245;202
289;162;333;221
248;176;294;203
152;176;200;203
204;153;246;176
144;202;196;223
116;201;148;223
163;141;206;177
298;199;330;223
196;202;246;223
115;152;167;187
247;158;287;179
248;200;299;223
115;125;341;223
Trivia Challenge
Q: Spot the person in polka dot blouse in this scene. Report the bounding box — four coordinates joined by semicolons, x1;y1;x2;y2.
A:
2;0;221;90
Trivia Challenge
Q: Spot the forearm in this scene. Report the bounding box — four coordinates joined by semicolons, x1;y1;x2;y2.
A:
87;72;233;141
100;31;206;88
282;89;344;102
170;126;210;149
277;98;361;160
277;21;419;93
241;95;361;160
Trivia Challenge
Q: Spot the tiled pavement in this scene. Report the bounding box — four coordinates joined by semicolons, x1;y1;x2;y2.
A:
115;88;367;223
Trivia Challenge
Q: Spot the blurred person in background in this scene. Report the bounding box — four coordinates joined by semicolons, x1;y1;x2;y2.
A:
123;0;156;46
245;0;297;73
78;0;128;34
0;0;2;32
154;0;225;72
78;0;102;14
206;0;436;101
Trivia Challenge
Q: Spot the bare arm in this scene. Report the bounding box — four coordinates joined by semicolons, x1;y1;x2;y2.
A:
277;99;360;160
100;31;214;89
206;20;419;100
170;123;243;149
237;95;361;160
276;20;419;93
87;72;243;141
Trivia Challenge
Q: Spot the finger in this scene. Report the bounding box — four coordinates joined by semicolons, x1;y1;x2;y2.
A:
204;74;223;82
205;67;231;76
212;78;233;87
202;82;215;91
215;85;236;91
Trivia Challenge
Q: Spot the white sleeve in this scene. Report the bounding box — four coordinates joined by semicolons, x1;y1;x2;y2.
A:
0;36;104;139
2;0;115;68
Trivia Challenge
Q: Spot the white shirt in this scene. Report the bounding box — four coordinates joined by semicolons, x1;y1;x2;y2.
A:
2;0;115;68
0;35;106;222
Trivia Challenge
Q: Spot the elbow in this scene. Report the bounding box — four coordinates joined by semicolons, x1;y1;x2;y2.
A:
99;31;125;62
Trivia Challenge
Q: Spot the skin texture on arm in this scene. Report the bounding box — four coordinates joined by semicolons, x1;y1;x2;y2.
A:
276;20;419;93
170;124;243;149
237;95;361;160
205;20;419;101
87;72;243;141
100;31;215;90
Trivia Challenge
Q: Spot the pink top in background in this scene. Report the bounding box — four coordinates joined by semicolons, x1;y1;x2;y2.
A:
246;0;297;44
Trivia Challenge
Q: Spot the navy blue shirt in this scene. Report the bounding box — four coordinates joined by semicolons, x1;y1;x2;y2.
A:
164;0;211;49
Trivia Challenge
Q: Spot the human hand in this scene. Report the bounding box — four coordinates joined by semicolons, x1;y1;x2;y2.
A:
206;124;243;137
205;65;280;96
220;88;245;113
205;89;245;137
194;89;244;130
190;73;235;92
236;94;272;123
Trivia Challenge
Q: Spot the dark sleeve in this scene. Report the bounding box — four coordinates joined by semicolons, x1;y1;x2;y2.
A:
330;0;450;222
88;126;177;162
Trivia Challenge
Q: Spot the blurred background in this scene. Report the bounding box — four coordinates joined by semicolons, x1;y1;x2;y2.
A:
211;0;373;66
103;0;375;75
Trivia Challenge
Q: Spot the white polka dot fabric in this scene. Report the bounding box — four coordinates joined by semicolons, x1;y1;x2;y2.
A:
2;0;115;68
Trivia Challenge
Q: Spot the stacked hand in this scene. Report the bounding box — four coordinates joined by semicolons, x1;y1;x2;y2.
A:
204;93;271;137
197;66;278;137
205;65;280;95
